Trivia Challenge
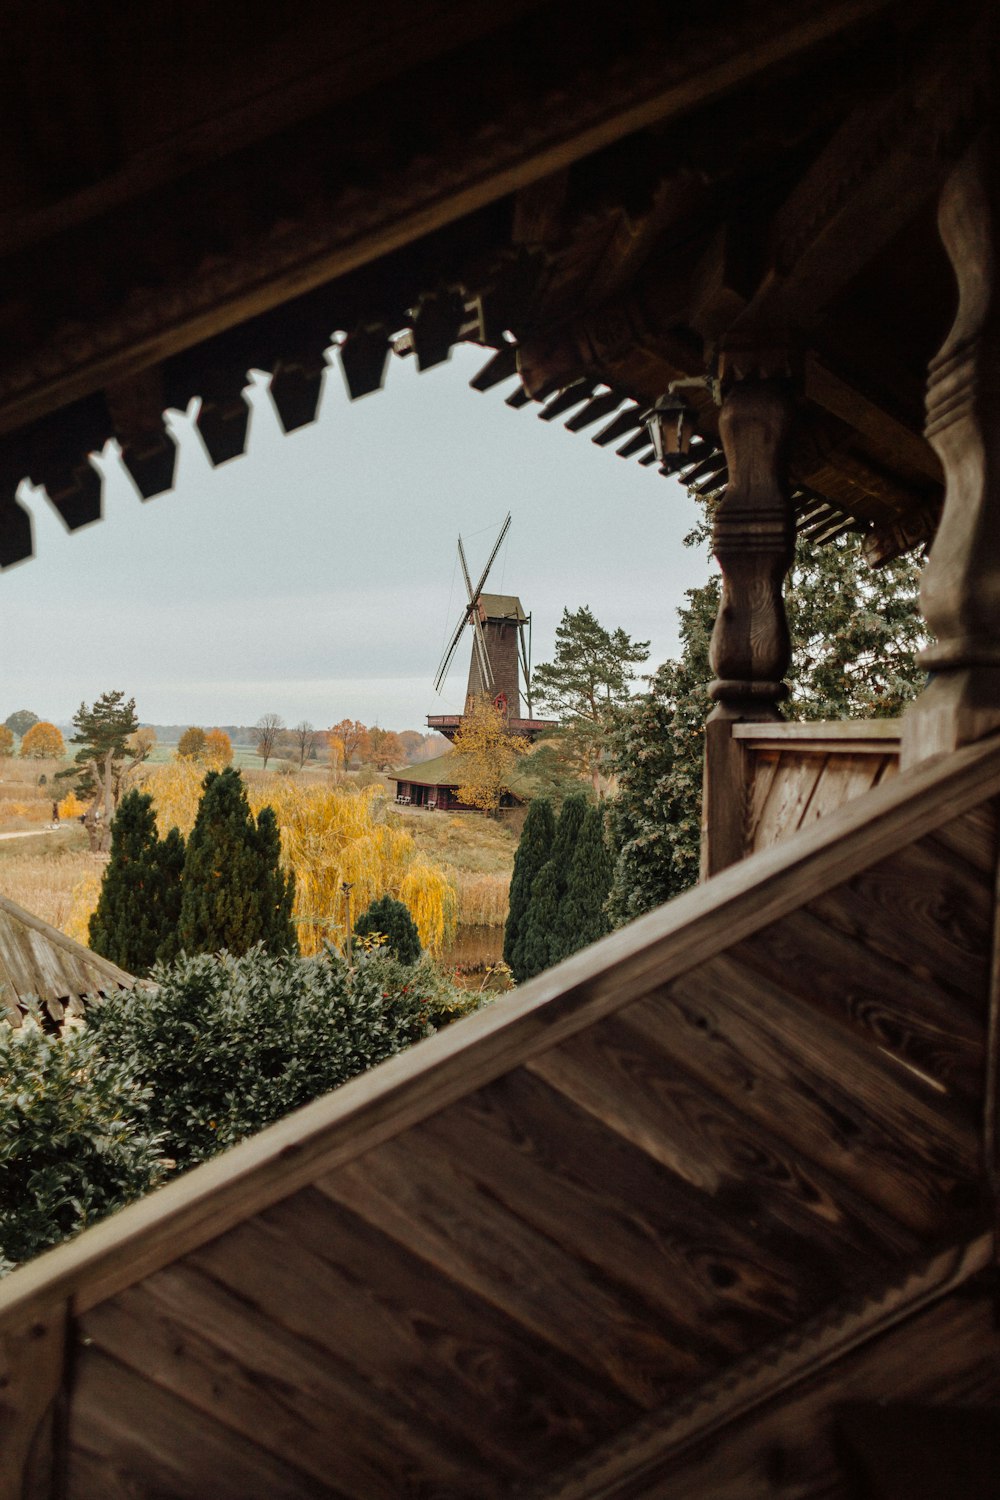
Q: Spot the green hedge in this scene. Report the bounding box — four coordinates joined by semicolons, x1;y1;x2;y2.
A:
1;947;478;1273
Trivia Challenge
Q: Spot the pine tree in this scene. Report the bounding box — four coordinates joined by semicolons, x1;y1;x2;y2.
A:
177;768;296;957
555;804;613;957
503;798;555;978
89;791;186;976
518;792;589;978
355;894;421;964
608;527;927;924
517;859;562;981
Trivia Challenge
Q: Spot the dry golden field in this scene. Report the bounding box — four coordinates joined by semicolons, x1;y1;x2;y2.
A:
391;808;514;928
0;756;515;955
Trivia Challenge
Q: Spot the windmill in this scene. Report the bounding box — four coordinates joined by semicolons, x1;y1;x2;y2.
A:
433;513;534;733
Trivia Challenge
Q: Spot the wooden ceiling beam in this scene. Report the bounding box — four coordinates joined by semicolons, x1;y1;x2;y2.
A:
727;12;986;340
0;0;893;441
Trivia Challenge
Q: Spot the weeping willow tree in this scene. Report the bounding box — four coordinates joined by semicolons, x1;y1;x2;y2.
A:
135;764;457;956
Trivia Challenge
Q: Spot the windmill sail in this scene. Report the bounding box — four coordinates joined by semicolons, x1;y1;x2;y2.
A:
433;512;512;694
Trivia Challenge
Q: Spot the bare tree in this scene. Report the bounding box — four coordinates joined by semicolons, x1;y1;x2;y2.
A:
252;713;285;769
293;720;317;768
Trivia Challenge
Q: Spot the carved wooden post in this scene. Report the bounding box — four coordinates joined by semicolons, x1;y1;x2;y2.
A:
702;375;796;876
902;126;1000;767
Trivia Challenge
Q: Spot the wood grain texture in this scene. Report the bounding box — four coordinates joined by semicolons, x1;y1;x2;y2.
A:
192;1191;636;1488
537;1239;994;1500
627;959;980;1235
924;797;999;876
797;753;886;827
528;1019;920;1273
317;1130;695;1409
750;753;826;851
67;1346;327;1500
79;1268;474;1500
0;1305;66;1500
424;1070;810;1355
807;835;992;1003
617;1287;1000;1500
735;903;986;1101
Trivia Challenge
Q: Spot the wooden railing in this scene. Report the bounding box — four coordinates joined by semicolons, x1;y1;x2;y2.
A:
2;738;998;1498
704;718;901;875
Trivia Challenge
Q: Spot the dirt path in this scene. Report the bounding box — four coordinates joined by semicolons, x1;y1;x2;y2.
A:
0;826;73;842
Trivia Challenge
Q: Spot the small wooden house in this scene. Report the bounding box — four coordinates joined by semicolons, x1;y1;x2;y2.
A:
390;749;532;812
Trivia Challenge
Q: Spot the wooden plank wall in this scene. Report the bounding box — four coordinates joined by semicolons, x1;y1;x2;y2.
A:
734;722;900;858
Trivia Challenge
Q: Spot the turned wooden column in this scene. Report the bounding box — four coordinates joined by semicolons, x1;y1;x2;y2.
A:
902;126;1000;767
701;375;796;877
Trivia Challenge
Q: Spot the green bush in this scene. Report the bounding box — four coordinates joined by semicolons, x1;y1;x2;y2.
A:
354;894;421;964
2;948;479;1272
89;946;449;1169
0;1012;166;1269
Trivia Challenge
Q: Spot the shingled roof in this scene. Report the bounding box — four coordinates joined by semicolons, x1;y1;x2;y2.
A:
0;891;134;1027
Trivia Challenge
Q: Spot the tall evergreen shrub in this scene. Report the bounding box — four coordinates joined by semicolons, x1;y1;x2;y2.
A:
177;768;296;956
503;797;555;978
519;792;589;979
89;790;185;975
556;805;613;955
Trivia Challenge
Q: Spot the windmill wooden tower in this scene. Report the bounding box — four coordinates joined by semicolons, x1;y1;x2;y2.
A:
428;514;550;742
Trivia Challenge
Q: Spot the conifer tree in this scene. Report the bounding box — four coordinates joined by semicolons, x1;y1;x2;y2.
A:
518;792;589;979
503;798;555;978
556;805;613;957
177;768;296;957
89;790;186;975
354;894;421;964
608;527;927;924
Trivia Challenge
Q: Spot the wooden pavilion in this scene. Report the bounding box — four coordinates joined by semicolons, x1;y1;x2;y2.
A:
2;4;1000;1495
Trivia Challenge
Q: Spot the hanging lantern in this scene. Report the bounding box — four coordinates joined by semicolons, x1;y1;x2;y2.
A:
647;392;696;463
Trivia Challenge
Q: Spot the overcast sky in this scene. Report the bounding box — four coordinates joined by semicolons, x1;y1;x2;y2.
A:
0;344;708;733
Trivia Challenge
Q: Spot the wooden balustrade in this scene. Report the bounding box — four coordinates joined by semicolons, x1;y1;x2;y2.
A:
703;719;902;870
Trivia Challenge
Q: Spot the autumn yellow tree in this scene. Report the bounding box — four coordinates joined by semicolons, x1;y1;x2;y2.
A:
138;766;456;958
0;725;13;757
20;721;64;758
204;728;234;767
367;726;405;769
452;696;528;816
328;719;370;769
176;726;207;761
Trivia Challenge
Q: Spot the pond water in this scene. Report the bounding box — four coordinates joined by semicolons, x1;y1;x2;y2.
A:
440;924;504;974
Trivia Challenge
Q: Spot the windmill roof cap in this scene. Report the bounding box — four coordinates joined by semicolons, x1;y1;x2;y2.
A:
477;592;526;621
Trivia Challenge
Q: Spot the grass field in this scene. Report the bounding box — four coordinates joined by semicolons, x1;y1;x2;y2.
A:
0;824;102;934
394;807;515;930
0;755;517;960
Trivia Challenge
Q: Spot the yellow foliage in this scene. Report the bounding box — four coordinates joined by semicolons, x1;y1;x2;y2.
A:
450;869;510;927
57;791;87;820
452;696;529;815
204;728;233;767
141;769;456;957
142;761;204;836
64;872;103;947
400;861;457;954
